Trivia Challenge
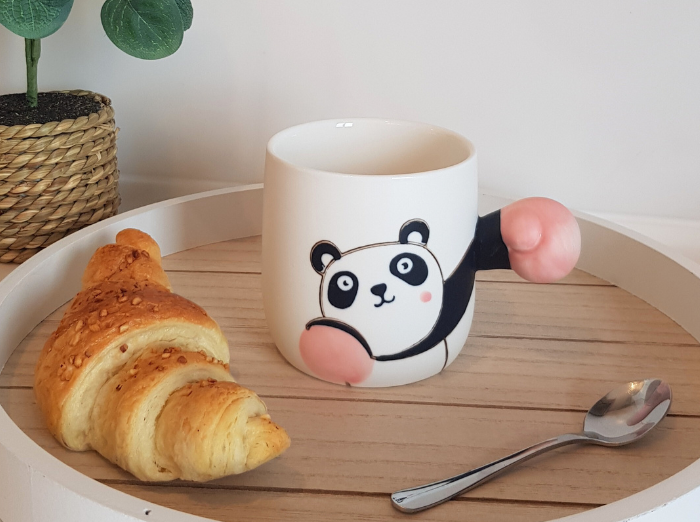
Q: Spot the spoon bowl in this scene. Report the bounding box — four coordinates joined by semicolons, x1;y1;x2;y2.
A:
584;379;672;446
391;378;672;513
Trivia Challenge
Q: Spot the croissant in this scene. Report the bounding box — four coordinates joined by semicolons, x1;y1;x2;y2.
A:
34;229;290;481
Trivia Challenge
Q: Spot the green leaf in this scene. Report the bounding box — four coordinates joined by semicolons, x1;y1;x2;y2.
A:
101;0;184;60
0;0;74;39
174;0;192;31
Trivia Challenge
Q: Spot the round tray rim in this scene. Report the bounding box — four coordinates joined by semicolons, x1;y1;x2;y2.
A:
0;184;698;522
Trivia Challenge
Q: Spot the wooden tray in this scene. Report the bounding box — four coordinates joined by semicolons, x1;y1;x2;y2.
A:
1;186;699;522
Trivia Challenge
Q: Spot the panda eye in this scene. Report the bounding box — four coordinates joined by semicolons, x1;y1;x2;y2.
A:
390;253;428;286
337;275;354;291
396;257;413;275
327;271;359;309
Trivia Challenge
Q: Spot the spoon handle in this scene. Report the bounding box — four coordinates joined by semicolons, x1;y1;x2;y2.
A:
391;432;590;513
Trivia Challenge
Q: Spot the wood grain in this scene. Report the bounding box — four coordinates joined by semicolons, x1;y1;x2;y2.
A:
2;235;699;522
2;387;697;507
33;272;694;344
41;270;679;345
161;236;611;286
109;484;591;522
5;325;700;416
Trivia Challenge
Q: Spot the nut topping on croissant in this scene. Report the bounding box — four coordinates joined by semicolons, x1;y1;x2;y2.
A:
34;229;290;481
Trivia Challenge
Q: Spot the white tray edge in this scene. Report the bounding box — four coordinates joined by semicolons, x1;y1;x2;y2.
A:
0;185;697;522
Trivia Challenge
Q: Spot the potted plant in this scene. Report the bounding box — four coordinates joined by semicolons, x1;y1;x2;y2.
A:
0;0;193;263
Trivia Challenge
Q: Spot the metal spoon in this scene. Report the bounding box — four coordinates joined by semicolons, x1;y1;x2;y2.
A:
391;378;672;514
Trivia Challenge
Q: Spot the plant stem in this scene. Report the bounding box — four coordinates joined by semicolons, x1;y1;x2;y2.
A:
25;38;41;108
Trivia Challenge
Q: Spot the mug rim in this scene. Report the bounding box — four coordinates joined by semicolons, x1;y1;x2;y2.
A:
266;118;476;179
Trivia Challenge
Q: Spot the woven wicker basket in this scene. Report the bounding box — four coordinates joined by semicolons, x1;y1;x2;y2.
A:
0;90;120;263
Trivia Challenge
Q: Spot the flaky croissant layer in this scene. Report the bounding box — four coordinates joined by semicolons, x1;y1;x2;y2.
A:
92;347;289;482
34;229;290;482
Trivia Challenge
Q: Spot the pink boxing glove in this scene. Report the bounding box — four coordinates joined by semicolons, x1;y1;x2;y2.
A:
500;197;581;283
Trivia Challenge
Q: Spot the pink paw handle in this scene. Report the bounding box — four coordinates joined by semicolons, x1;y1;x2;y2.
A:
479;198;581;283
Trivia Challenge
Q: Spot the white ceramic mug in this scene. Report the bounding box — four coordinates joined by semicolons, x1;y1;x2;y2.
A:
261;118;523;387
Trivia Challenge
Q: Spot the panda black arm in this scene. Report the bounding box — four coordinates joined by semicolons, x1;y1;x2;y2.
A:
376;211;510;362
473;210;511;271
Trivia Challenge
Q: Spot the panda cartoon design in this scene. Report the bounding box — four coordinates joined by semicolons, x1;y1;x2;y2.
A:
300;212;510;387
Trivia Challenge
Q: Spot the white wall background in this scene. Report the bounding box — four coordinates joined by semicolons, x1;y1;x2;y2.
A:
1;1;699;258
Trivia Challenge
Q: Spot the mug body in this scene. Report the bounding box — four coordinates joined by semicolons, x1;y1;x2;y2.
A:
262;119;478;387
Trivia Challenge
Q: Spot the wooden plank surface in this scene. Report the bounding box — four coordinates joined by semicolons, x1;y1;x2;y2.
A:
39;270;693;344
109;484;591;522
5;325;700;416
2;236;700;522
1;387;697;506
162;235;612;286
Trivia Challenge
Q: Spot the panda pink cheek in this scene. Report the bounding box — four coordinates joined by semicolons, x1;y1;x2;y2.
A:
420;291;432;303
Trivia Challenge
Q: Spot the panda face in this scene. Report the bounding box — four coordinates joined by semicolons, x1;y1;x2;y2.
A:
320;243;443;358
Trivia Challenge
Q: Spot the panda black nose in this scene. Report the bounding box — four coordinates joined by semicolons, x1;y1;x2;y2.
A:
371;283;387;297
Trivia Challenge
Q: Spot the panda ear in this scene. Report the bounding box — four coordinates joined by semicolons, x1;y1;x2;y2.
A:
399;219;430;245
311;241;341;273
